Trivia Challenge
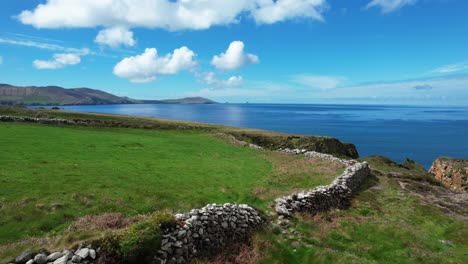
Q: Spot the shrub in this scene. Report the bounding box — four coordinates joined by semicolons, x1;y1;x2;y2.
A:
119;220;161;262
94;212;177;263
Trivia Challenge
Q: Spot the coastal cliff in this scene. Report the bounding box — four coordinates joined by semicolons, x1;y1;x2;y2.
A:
429;157;468;193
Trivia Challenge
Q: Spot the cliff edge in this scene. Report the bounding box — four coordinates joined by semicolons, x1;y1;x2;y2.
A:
429;157;468;193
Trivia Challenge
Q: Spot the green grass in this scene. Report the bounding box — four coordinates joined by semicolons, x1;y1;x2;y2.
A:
0;122;345;259
0;122;271;244
254;160;468;264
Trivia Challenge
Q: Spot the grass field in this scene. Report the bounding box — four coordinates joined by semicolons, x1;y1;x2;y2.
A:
0;121;344;261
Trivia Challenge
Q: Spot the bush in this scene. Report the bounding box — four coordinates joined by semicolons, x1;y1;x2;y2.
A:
119;220;161;262
95;212;177;263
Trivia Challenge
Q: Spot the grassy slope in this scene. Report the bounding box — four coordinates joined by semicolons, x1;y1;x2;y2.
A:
0;121;344;262
253;157;467;264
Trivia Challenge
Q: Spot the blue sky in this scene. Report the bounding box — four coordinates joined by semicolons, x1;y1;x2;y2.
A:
0;0;467;105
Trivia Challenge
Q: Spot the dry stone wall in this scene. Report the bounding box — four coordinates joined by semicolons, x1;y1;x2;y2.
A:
0;115;86;125
274;150;370;216
155;203;263;263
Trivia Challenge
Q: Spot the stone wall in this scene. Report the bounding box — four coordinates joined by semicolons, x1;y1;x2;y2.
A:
155;203;263;263
0;115;85;125
274;149;370;216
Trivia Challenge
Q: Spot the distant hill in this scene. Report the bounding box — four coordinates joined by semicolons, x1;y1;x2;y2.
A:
0;84;216;105
160;97;217;104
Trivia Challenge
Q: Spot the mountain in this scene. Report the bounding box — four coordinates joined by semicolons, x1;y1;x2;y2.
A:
0;84;216;105
160;97;217;104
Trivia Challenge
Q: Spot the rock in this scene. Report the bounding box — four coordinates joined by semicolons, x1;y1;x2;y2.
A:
88;249;96;259
25;260;34;264
430;158;468;193
71;255;82;263
53;254;70;264
15;251;33;263
440;240;455;247
76;248;89;259
34;253;48;264
47;252;63;261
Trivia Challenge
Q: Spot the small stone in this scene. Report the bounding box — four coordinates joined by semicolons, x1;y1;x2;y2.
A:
25;260;34;264
440;240;455;247
53;254;70;264
71;255;82;263
15;251;33;263
47;252;63;262
34;253;48;264
76;248;89;259
88;249;96;259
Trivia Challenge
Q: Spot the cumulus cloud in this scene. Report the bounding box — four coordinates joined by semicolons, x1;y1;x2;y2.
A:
113;47;196;83
33;53;81;69
95;27;136;48
211;41;259;71
366;0;417;13
18;0;326;31
252;0;327;24
431;62;468;74
203;72;243;87
292;74;345;89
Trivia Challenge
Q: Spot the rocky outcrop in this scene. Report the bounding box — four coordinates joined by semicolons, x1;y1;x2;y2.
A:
429;158;468;193
156;203;263;263
228;131;359;158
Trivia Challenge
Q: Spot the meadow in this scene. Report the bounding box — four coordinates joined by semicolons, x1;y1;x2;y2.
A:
0;119;343;261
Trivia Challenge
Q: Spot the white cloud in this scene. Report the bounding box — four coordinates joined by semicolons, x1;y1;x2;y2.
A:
431;62;468;74
95;27;136;48
252;0;327;24
293;74;345;89
211;41;259;71
309;75;468;104
0;37;90;55
113;47;196;83
18;0;326;31
366;0;417;13
33;53;81;69
203;72;243;87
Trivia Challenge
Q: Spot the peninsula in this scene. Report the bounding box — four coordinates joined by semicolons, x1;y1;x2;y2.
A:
0;84;217;106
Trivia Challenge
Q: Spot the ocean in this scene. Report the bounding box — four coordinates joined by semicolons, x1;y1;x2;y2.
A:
46;104;468;169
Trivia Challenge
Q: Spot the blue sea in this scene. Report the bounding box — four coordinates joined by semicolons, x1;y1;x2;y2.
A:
45;104;468;169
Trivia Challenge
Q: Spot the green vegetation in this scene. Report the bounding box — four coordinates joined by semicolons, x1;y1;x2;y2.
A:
0;115;344;262
0;122;270;244
253;157;468;264
95;212;177;263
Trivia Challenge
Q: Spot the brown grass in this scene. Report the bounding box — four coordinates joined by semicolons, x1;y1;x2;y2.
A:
268;153;344;176
204;241;262;264
67;213;151;232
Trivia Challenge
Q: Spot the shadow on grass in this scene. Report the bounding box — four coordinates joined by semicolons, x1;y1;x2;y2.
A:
353;172;380;196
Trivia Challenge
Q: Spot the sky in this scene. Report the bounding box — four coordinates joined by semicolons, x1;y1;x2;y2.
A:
0;0;467;105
